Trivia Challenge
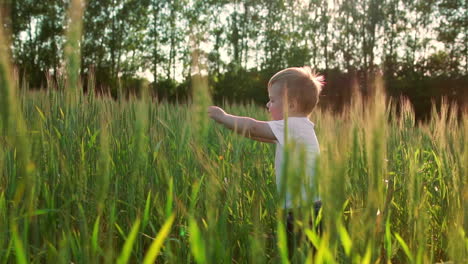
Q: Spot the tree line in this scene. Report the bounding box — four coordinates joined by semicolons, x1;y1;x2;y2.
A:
1;0;467;120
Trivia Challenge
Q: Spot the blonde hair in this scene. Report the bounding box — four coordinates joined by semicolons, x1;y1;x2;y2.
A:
268;66;325;115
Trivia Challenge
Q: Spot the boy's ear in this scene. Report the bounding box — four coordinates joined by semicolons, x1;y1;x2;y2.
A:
288;99;298;112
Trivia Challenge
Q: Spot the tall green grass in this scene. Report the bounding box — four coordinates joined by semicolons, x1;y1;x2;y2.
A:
1;2;467;263
1;72;466;263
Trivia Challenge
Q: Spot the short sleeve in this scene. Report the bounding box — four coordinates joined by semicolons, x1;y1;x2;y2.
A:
267;120;285;145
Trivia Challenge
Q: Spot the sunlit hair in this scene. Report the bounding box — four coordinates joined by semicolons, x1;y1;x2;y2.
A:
268;66;325;115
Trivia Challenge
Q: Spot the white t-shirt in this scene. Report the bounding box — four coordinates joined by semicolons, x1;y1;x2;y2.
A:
267;117;320;208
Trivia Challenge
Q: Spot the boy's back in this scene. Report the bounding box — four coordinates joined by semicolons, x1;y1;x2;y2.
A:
268;117;320;208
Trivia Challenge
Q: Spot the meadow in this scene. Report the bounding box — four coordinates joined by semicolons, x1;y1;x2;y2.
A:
1;1;467;262
0;71;467;263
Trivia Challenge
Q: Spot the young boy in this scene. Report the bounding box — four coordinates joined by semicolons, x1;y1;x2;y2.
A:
208;66;324;257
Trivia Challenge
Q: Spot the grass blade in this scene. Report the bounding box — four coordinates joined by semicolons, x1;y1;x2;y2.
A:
142;191;152;230
189;216;207;264
92;215;101;254
337;221;352;256
12;225;27;264
142;213;175;264
277;218;289;264
394;233;414;263
116;218;141;264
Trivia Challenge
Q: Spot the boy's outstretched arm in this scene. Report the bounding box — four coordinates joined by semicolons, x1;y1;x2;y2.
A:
208;106;276;143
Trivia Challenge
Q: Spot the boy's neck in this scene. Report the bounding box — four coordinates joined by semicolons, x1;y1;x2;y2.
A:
284;112;309;118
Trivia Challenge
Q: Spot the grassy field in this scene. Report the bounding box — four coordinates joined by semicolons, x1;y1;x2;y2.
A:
0;76;467;263
1;2;467;263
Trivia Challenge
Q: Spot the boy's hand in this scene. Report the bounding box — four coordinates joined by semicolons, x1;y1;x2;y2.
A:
208;106;226;123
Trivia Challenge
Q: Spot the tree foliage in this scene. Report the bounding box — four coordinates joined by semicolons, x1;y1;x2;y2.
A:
2;0;467;119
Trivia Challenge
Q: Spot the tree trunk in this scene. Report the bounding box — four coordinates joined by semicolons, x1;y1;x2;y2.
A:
152;1;159;88
110;0;116;80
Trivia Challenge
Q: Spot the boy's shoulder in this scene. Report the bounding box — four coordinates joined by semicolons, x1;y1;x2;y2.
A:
268;117;317;146
268;117;314;128
282;117;315;128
